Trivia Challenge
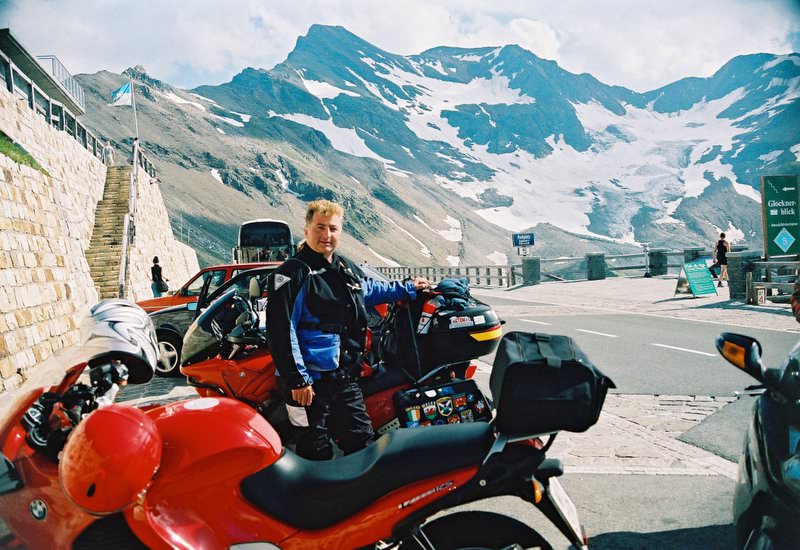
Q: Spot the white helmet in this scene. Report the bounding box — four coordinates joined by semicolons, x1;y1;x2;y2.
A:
81;299;158;383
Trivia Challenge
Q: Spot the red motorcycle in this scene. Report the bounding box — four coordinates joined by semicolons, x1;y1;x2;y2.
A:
0;299;601;549
179;278;504;435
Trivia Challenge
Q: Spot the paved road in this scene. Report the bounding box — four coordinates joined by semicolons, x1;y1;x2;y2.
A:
466;279;797;548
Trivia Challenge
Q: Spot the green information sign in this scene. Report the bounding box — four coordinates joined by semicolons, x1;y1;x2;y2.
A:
762;175;800;259
675;259;718;297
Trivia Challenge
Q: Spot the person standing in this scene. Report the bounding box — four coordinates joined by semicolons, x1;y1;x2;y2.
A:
150;256;167;297
102;141;114;166
714;232;731;287
266;199;429;460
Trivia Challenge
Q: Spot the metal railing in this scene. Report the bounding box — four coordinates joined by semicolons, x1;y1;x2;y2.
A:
35;54;85;111
377;265;513;288
748;260;799;304
0;49;104;161
375;248;749;289
118;141;147;298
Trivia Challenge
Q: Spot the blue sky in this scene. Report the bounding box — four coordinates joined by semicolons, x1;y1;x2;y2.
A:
1;0;799;92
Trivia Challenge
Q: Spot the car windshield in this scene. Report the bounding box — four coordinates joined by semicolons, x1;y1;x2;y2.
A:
204;267;275;305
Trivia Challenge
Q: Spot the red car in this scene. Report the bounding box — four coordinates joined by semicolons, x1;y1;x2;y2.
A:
137;262;279;313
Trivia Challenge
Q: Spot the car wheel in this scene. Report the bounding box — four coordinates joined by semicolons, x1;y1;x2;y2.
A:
156;332;182;377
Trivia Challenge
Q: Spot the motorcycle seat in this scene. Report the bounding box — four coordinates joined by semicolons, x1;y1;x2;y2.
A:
240;422;493;530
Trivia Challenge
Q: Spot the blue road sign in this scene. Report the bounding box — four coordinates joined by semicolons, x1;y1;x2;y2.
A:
512;233;535;247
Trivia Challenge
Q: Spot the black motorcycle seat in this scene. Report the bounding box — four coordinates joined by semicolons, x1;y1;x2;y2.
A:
240;422;493;530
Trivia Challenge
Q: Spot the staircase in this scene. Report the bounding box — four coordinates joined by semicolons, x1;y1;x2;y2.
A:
86;166;132;299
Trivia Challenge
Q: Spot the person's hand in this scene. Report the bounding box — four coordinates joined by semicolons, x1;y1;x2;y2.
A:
413;277;431;291
291;385;314;406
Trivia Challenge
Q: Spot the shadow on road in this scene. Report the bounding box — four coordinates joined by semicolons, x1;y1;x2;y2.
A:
589;523;734;550
653;296;794;318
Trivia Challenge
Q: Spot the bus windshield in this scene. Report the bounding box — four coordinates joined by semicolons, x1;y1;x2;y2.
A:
233;219;294;263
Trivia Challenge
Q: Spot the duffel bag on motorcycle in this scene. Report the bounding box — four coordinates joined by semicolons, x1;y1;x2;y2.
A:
490;331;616;435
393;378;492;428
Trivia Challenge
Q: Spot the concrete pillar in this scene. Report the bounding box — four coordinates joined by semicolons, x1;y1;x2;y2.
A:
727;250;763;301
648;248;669;276
586;253;606;281
683;247;707;263
522;257;541;286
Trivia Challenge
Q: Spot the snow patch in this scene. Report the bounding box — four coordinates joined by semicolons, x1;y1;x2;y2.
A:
758;150;783;163
486;251;508;265
188;93;218;104
761;54;800;72
210;169;223;184
215;127;225;135
439;216;462;241
267;110;395;164
367;246;400;266
445;255;460;266
160;91;206;110
712;222;746;244
207;113;244;127
229;111;251;123
454;53;485;62
385;216;431;257
302;78;361;100
732;183;761;202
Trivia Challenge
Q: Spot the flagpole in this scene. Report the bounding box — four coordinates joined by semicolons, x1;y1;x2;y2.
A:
130;76;139;139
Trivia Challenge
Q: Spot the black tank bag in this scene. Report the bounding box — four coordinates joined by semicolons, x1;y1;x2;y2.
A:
490;331;616;435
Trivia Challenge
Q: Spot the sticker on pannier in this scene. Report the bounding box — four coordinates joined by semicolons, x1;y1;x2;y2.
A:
394;379;491;428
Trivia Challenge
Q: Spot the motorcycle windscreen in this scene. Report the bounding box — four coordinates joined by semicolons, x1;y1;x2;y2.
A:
182;288;244;366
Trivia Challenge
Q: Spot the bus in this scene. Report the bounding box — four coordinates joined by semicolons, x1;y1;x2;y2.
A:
232;218;295;263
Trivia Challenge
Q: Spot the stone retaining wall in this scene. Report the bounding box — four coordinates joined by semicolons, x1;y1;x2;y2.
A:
0;89;107;390
0;85;198;391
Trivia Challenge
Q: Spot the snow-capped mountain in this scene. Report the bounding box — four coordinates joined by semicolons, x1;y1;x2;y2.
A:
77;25;800;266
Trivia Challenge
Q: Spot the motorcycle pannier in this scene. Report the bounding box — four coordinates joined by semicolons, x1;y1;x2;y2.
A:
490;332;615;435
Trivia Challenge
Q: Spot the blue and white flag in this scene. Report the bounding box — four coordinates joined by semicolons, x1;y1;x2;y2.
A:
109;82;132;106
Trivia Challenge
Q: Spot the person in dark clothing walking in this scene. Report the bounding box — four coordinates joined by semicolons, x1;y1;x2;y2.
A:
714;233;731;287
150;256;167;297
266;200;429;460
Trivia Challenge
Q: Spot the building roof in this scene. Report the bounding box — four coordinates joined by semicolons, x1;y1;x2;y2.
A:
0;28;85;116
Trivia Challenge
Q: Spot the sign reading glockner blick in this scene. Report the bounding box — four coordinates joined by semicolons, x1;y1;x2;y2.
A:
762;175;800;259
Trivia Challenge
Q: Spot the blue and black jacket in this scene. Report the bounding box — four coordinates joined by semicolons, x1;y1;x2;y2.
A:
266;247;417;389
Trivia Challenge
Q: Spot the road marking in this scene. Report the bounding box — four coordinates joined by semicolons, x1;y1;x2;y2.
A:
651;343;716;357
576;329;618;338
520;319;552;325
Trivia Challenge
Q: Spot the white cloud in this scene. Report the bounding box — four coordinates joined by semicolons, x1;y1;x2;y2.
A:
2;0;798;91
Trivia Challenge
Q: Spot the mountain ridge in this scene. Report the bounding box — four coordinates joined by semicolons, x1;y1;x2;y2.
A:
74;25;799;267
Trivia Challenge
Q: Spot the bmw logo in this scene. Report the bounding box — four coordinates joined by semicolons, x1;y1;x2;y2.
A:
29;499;47;521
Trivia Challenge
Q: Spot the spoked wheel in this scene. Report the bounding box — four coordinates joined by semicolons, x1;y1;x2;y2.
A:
156;332;182;377
402;511;553;550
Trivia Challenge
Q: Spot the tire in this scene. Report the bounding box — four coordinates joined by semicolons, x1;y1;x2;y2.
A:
156;331;182;377
403;511;552;550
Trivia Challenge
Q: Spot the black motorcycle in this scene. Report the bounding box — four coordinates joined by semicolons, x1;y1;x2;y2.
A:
716;332;800;549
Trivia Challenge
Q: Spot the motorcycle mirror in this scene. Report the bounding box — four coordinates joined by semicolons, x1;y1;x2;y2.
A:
249;277;261;300
716;332;764;380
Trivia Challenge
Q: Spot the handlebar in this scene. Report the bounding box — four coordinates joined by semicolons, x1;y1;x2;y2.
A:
21;361;130;462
